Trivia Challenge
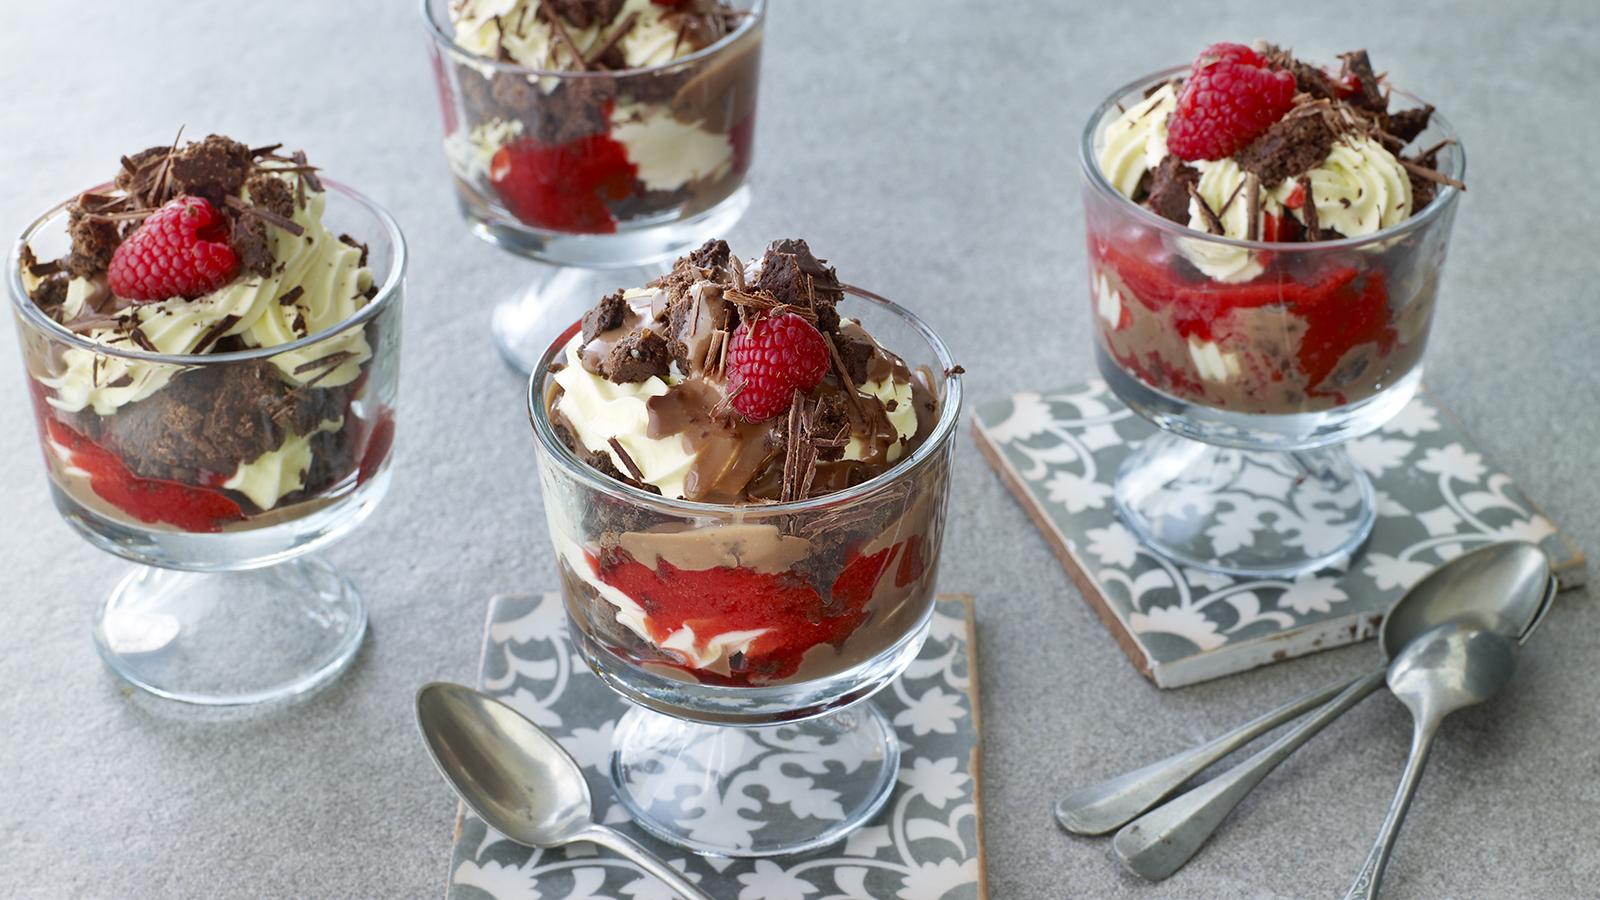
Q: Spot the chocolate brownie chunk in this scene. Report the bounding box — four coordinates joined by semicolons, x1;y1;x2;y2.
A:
582;290;629;342
1141;156;1200;223
688;238;731;271
1261;45;1341;100
544;0;624;28
1338;50;1386;113
113;146;170;197
168;135;255;206
765;238;844;305
832;333;874;387
65;208;121;279
97;360;347;486
230;214;275;278
753;238;846;332
603;328;671;383
245;173;296;220
1234;108;1336;186
28;272;70;316
490;73;616;145
1386;105;1435;144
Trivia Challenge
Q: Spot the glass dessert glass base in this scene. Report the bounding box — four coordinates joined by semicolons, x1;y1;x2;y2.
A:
1114;432;1376;577
94;556;366;706
610;702;900;858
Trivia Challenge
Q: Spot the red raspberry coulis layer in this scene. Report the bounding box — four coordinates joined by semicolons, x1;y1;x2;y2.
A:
490;125;638;234
44;419;245;533
590;535;924;685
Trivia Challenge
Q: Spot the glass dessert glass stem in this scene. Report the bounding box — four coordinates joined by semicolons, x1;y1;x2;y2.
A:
1113;432;1377;578
94;557;366;706
609;701;902;858
493;261;669;375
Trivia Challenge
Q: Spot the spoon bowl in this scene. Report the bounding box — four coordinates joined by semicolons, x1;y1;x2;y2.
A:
416;681;592;847
1378;541;1554;657
416;682;714;900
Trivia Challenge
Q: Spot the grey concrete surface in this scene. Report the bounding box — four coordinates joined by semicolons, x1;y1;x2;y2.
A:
2;1;1596;897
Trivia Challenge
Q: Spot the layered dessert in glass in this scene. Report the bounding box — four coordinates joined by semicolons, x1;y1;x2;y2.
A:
9;134;404;704
1082;43;1465;576
426;0;762;249
527;238;961;854
1085;43;1464;446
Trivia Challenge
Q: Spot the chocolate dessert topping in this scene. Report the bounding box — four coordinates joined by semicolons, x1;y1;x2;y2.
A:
602;328;672;383
552;239;941;504
1127;45;1462;237
582;289;630;342
1142;156;1200;224
35;134;333;305
1233;103;1338;186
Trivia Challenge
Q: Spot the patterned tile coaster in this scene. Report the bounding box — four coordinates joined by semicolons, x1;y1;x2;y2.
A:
446;593;986;900
972;380;1586;689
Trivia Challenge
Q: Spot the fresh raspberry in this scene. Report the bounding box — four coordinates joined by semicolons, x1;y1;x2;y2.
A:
725;312;830;421
1166;43;1296;161
107;196;239;302
489;132;636;235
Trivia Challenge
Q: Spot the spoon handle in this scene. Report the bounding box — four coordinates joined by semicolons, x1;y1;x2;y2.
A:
1055;675;1357;835
579;825;715;900
1343;719;1440;900
1113;668;1387;881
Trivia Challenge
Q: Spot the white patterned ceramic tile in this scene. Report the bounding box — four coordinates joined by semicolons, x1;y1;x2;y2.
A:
973;381;1585;688
446;594;986;900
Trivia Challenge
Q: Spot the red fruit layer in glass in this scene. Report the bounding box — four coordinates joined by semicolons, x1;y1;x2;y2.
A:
589;535;925;685
44;418;245;533
489;124;637;234
1092;228;1395;396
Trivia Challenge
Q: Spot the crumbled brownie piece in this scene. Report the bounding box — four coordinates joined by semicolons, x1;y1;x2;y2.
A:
28;273;70;315
602;328;672;383
65;208;122;279
97;360;347;485
168;135;255;206
230;214;275;278
543;0;624;28
688;238;731;270
1260;44;1341;100
582;290;630;342
832;333;874;386
1338;50;1386;113
113;146;170;197
765;238;844;305
490;73;616;145
1234;107;1337;186
752;238;846;332
1386;105;1435;144
245;173;296;220
1141;156;1200;223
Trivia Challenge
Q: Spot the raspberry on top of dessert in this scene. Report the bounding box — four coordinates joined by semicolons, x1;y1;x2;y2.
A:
1097;43;1462;279
18;134;383;530
546;238;938;504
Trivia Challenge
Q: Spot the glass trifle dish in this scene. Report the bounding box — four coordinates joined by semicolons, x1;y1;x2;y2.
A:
528;239;962;855
1083;43;1465;576
423;0;764;373
8;135;404;705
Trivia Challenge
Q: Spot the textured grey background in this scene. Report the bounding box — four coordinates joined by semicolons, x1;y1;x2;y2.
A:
1;1;1595;898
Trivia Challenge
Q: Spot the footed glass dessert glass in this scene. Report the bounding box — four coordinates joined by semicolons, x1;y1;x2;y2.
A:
8;181;405;706
528;287;961;856
422;0;764;373
1083;69;1464;577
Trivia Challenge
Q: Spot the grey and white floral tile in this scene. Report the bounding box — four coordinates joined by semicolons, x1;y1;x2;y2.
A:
446;593;986;900
973;380;1585;688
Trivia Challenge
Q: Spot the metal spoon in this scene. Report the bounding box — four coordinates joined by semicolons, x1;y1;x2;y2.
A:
415;682;713;900
1059;541;1553;837
1101;541;1553;880
1343;623;1517;899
